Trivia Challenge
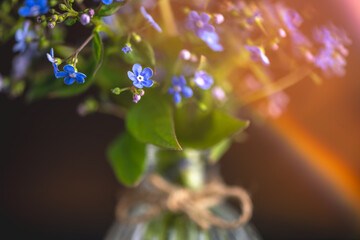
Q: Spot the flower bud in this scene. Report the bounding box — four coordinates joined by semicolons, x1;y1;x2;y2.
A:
133;94;141;103
278;28;287;38
47;22;55;29
138;89;145;96
51;15;58;22
111;87;121;95
59;4;67;11
80;14;91;25
49;9;56;14
214;14;224;24
179;49;191;61
88;9;95;18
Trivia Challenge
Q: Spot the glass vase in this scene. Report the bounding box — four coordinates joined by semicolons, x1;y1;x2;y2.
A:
105;146;262;240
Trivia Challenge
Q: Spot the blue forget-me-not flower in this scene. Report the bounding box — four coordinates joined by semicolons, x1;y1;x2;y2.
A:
186;11;223;51
46;48;59;75
186;11;215;38
127;64;154;89
168;76;193;103
140;7;162;33
13;21;35;53
18;0;49;17
194;71;214;90
56;65;87;85
122;44;132;54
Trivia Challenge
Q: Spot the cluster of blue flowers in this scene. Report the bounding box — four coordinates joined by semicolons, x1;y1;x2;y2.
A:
168;76;193;104
18;0;49;17
167;70;215;104
313;25;351;76
186;11;223;52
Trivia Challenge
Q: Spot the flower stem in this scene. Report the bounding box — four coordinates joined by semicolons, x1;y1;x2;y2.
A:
158;0;178;36
240;67;312;106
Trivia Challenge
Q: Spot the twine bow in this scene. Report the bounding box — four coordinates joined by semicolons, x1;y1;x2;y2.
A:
116;174;252;230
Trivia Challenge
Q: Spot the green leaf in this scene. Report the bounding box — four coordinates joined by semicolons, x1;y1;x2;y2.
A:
126;94;182;150
209;139;231;164
120;37;155;67
97;1;127;17
92;30;104;76
175;107;249;149
107;131;146;186
65;17;77;26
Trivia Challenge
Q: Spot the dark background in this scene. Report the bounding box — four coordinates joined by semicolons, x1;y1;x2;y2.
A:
1;0;360;239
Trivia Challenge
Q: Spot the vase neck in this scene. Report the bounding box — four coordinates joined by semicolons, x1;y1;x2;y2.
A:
147;145;209;189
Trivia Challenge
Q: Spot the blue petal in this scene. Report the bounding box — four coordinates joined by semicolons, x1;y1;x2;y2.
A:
127;71;137;81
46;53;54;63
178;76;186;86
63;65;75;73
133;80;143;89
141;67;153;79
182;86;193;98
18;7;30;17
200;13;210;23
76;75;85;84
132;64;142;76
142;79;153;88
76;72;87;78
64;77;75;85
174;92;182;103
101;0;113;5
168;88;175;95
188;11;200;21
15;29;24;42
55;71;68;78
52;63;59;73
171;76;179;86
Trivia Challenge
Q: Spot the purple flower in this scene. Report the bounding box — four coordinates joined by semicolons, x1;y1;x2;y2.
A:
168;76;193;103
122;44;132;54
314;48;346;76
13;21;35;53
313;25;351;52
313;25;351;76
200;31;223;52
127;64;154;89
194;71;213;90
46;48;59;75
101;0;123;5
55;65;87;85
140;7;162;33
18;0;49;17
245;45;270;66
186;11;215;38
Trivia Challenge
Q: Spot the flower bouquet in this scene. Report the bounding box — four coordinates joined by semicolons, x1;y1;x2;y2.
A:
0;0;351;238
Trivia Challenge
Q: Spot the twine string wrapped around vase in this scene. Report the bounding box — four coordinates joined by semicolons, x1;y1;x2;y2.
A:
116;174;252;230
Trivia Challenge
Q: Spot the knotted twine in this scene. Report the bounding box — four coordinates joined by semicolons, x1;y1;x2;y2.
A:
116;174;252;230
